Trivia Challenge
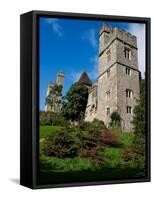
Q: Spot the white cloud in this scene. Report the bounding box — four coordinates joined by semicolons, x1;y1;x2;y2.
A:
45;18;62;37
126;23;145;77
82;29;98;48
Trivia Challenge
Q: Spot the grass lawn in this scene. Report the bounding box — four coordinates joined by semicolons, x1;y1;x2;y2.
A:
40;125;62;139
120;132;134;146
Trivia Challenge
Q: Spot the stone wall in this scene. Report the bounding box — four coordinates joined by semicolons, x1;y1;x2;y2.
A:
116;63;140;131
97;63;118;126
85;83;98;121
98;25;140;131
85;24;140;132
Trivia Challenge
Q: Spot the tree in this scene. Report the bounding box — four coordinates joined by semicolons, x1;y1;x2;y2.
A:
132;79;145;135
62;83;88;122
131;79;146;171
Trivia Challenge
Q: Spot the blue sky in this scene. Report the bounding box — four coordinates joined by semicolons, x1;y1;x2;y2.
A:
39;17;145;111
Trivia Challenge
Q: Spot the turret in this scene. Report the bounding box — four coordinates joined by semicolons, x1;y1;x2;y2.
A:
56;72;64;86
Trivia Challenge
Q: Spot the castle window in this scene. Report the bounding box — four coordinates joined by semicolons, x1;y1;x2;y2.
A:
126;89;133;98
107;69;110;77
106;107;110;115
126;67;131;75
106;90;110;99
126;106;132;114
124;47;131;60
106;49;111;63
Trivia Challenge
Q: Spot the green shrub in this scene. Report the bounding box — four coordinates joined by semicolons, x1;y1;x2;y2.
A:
43;129;78;158
124;132;146;170
109;111;121;127
77;120;105;162
42;119;106;161
79;131;103;149
122;147;136;162
103;147;123;168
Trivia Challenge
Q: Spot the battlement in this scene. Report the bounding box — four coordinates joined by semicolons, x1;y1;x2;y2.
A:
115;27;137;47
99;24;114;35
57;72;64;77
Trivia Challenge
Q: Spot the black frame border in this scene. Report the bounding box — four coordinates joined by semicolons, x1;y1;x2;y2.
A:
20;10;151;189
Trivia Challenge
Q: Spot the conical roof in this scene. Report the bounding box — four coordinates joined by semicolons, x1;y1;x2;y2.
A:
78;72;92;86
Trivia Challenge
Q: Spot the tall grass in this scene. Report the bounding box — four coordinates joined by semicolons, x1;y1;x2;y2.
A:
40;156;101;172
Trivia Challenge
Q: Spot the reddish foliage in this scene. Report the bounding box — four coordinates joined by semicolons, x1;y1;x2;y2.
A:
80;147;104;163
122;147;136;161
102;130;121;146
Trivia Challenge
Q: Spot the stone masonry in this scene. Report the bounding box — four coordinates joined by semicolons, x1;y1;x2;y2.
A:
85;24;140;132
45;72;64;112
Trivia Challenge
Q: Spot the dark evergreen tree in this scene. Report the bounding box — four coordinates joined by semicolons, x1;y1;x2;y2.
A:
132;79;146;171
62;83;88;122
132;79;145;135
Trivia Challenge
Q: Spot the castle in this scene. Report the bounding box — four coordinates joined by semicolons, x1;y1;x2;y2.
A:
45;24;140;132
84;24;140;132
45;72;64;112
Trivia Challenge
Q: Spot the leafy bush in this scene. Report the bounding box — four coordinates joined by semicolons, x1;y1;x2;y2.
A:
43;119;106;161
79;131;103;160
133;134;146;169
102;130;121;147
122;147;136;162
122;134;145;170
75;120;106;162
122;146;145;172
78;118;106;133
43;129;78;158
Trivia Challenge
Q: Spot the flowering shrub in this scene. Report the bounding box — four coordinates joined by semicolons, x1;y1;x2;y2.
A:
102;130;121;147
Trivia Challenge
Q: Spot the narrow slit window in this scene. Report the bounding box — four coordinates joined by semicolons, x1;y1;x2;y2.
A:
124;47;131;60
126;67;131;75
126;89;133;98
106;107;110;115
126;106;132;114
106;90;110;99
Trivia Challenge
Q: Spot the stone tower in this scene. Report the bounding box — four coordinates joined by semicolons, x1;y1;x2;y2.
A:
56;72;64;86
45;72;64;112
97;24;140;131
